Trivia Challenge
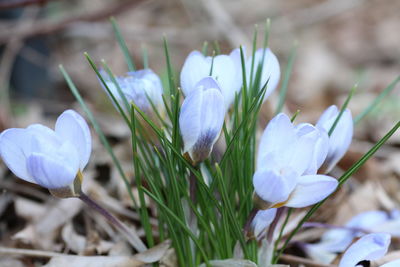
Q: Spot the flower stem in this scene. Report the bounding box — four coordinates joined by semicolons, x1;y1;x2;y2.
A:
267;207;286;243
78;192;147;252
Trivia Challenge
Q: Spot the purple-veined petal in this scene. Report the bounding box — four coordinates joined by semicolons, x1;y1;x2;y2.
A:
251;209;277;239
0;128;35;183
253;166;298;205
285;175;338;208
338;233;391;267
179;77;225;163
55;110;92;170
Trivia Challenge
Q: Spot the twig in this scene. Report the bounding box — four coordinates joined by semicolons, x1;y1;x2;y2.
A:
79;192;147;252
0;0;52;9
0;246;64;258
0;0;145;44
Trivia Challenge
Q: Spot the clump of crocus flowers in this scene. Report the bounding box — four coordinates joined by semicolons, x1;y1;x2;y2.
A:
1;23;396;267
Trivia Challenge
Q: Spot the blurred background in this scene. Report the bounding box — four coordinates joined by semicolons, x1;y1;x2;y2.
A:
0;1;400;264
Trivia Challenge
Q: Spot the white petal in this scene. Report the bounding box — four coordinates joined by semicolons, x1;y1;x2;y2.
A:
285;175;338;208
26;141;80;189
55;110;92;170
381;259;400;267
253;166;299;205
246;48;280;101
316;106;353;173
257;113;296;169
0;128;35;183
180;51;210;96
347;210;390;229
211;54;240;108
296;123;329;174
339;233;391;267
251;209;277;239
303;243;338;264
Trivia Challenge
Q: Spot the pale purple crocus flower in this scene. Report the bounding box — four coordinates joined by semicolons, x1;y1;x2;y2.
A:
100;69;164;115
0;110;91;190
180;49;242;109
303;210;397;264
316;105;353;173
179;77;226;164
339;233;391;267
253;113;337;209
246;48;280;102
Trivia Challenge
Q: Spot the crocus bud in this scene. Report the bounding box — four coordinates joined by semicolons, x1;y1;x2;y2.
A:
316;105;353;173
253;113;337;209
100;68;164;115
339;233;391;267
0;110;91;197
179;77;225;164
180;49;242;109
246;48;280;101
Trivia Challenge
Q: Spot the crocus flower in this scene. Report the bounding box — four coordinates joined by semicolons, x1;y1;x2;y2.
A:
316;105;353;173
253;113;337;209
246;48;280;101
303;210;400;264
0;110;91;195
249;209;277;240
179;77;225;164
180;49;242;109
339;233;391;267
100;68;164;115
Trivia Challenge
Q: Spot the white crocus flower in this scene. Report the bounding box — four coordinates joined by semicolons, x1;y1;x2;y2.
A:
0;110;91;194
316;105;353;173
339;233;391;267
253;113;337;209
180;49;242;109
179;77;226;164
100;68;164;115
246;48;280;102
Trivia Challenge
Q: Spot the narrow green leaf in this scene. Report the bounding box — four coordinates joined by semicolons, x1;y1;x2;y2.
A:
275;43;297;115
354;76;400;124
328;83;357;136
110;17;136;71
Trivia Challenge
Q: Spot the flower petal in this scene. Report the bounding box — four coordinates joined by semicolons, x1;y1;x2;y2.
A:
55;110;92;170
339;233;391;267
246;48;280;101
295;123;329;174
179;77;225;163
0;128;35;183
26;141;79;189
211;54;241;108
257;113;296;169
381;259;400;267
251;209;277;239
253;165;299;205
180;51;210;96
285;175;338;208
316;106;353;173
